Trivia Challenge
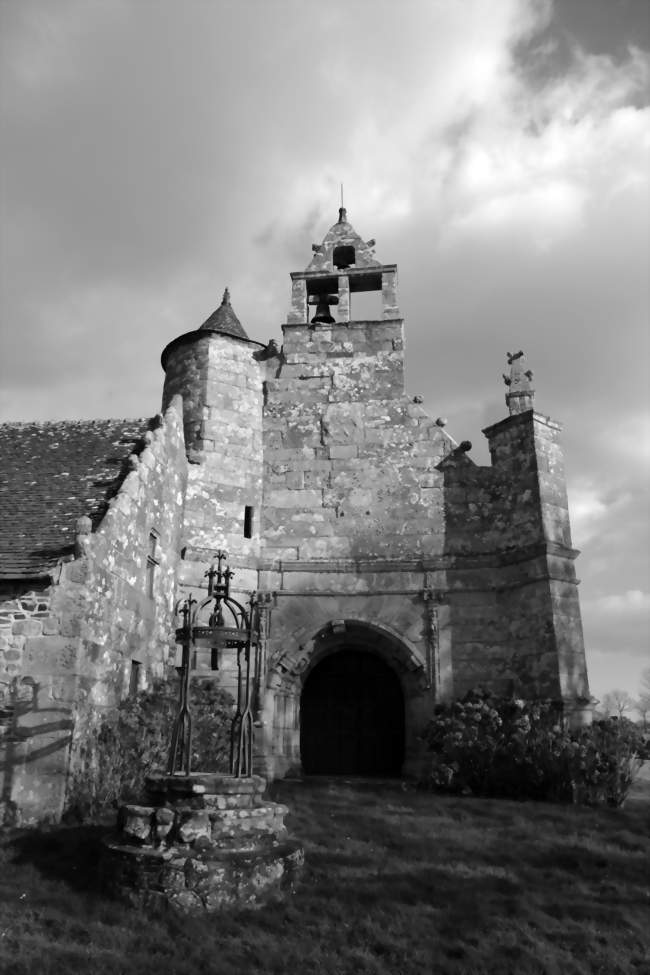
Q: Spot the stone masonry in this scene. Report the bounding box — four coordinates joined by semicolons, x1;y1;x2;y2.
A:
0;207;591;823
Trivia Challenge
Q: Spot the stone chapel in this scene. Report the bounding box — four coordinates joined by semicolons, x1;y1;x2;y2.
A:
0;208;591;824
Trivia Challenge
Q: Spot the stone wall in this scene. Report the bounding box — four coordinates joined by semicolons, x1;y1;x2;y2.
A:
65;398;188;788
262;319;455;563
0;585;74;824
0;398;188;824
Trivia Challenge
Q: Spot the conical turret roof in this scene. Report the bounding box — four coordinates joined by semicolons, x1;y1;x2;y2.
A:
200;288;249;340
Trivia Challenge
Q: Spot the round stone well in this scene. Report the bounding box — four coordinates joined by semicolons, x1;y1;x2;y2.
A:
101;772;304;913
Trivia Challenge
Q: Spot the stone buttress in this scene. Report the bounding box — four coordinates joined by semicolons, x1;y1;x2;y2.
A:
437;352;590;721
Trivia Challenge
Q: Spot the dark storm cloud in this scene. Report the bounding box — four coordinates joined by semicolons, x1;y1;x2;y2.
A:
514;0;650;92
0;0;647;695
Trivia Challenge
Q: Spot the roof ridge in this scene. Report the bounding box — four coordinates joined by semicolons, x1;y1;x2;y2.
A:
0;417;153;428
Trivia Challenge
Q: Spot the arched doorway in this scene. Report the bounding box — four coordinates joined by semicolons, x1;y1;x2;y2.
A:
300;650;405;775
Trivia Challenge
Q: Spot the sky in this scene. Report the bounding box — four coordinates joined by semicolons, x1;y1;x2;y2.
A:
0;0;648;704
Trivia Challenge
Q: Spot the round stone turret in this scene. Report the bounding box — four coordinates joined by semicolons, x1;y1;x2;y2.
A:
160;290;264;557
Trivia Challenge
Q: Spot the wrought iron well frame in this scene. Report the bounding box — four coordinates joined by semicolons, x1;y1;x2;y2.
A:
168;550;259;778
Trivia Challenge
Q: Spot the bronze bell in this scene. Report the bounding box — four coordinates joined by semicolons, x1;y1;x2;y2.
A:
310;294;337;324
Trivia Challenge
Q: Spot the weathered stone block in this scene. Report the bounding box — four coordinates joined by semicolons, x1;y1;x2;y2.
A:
177;810;211;844
13;619;42;637
121;805;154;843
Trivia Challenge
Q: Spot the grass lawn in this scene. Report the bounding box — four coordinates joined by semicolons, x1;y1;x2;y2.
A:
1;770;649;975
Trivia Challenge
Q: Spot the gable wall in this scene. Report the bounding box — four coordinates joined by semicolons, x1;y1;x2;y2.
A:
0;399;188;824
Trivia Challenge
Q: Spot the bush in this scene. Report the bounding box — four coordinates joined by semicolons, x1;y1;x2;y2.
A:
65;677;233;821
420;688;644;807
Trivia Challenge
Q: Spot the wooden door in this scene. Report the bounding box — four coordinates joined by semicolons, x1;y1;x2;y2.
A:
300;650;404;775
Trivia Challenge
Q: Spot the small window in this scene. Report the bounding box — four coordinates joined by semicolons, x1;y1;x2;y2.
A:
129;660;141;697
146;530;160;598
244;506;253;539
333;245;355;269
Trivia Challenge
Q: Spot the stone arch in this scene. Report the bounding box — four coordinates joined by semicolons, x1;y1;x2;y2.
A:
265;617;426;778
267;617;425;692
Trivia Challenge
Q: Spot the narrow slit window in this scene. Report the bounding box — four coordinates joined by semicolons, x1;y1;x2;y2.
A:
244;506;253;539
146;530;160;598
129;660;141;697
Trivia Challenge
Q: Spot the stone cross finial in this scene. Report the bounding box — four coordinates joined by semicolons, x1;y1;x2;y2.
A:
503;350;535;415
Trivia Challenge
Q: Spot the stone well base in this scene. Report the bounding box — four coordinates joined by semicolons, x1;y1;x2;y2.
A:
101;773;304;913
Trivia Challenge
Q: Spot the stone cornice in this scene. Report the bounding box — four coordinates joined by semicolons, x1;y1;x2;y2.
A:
256;540;580;576
160;329;266;371
482;409;563;439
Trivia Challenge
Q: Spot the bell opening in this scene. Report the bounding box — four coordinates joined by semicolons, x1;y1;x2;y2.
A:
333;245;355;269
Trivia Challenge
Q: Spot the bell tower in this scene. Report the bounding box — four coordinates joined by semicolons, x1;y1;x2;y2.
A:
287;207;400;326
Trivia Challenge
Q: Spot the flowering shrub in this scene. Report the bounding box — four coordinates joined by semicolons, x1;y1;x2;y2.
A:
65;677;233;821
420;689;644;806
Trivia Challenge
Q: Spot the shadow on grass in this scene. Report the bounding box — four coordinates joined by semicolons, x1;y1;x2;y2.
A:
1;823;109;896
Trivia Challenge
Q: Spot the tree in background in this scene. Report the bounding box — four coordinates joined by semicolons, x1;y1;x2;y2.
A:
637;667;650;730
601;689;636;720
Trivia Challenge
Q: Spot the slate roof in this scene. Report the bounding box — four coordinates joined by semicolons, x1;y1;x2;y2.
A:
199;288;249;340
0;418;152;578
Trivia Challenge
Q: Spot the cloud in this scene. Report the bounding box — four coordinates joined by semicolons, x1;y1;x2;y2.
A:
568;486;609;545
0;0;647;699
591;589;650;614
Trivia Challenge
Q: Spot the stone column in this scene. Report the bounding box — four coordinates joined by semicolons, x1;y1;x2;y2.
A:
288;278;307;324
382;269;400;319
337;275;350;322
423;590;440;694
254;593;272;722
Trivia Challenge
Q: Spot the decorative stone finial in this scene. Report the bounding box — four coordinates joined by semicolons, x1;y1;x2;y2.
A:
338;207;347;224
74;515;92;558
503;350;535;415
222;288;230;305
